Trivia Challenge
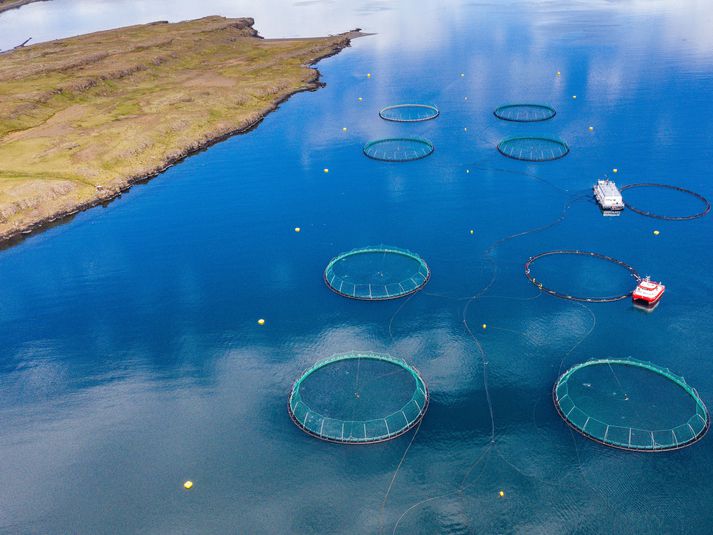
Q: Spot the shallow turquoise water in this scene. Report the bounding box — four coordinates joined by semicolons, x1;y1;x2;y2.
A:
2;1;713;533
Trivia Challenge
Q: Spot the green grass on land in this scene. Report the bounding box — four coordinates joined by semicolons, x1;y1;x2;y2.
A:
0;16;352;239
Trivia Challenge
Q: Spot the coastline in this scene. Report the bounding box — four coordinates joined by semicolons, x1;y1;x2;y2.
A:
0;0;47;15
0;18;366;248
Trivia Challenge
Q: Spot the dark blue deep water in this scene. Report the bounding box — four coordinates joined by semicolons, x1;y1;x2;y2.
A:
2;1;713;533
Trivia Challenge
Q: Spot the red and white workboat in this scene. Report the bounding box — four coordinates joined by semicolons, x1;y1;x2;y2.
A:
632;277;666;307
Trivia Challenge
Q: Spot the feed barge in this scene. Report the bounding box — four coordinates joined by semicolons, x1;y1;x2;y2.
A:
593;179;624;213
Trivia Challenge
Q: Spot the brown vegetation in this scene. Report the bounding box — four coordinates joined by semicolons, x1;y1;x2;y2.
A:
0;16;358;244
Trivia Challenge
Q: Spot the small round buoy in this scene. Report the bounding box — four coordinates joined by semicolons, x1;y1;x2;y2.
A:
358;97;363;101
464;127;468;132
470;229;474;235
613;168;618;173
499;490;504;497
556;71;561;76
588;126;594;131
257;318;265;325
460;73;465;77
572;95;577;99
464;96;468;100
342;127;347;132
323;168;329;174
367;73;371;78
482;324;487;330
184;481;193;490
294;227;301;233
466;169;470;174
653;230;660;236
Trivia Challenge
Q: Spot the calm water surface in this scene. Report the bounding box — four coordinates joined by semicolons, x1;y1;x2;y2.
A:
1;1;713;533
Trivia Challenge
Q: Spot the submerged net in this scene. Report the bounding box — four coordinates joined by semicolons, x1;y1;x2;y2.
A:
288;352;429;444
620;183;711;221
497;136;569;161
494;104;556;122
554;358;709;451
363;137;434;162
324;246;430;300
525;250;640;302
379;104;439;122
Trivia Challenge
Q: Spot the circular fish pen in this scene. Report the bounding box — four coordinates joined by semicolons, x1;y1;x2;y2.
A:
324;246;430;300
379;104;440;122
493;104;556;122
620;183;711;221
363;138;435;162
525;250;640;302
288;352;429;444
554;358;709;451
497;136;569;162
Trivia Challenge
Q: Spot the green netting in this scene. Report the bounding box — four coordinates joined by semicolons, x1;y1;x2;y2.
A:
363;137;434;162
324;246;430;300
497;136;569;161
288;352;429;444
554;358;709;451
379;104;440;122
493;104;556;122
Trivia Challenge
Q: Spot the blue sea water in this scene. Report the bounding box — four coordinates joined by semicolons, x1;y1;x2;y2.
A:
2;1;713;533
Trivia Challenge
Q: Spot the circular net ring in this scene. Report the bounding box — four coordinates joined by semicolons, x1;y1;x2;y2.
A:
288;352;429;444
493;104;556;122
379;104;440;122
497;136;569;162
620;183;711;221
324;246;431;300
553;358;710;452
524;250;640;302
363;137;435;162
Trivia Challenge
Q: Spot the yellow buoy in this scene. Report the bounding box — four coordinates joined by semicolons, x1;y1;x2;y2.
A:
612;168;618;173
470;229;474;235
358;97;363;101
257;318;265;325
588;126;594;131
572;95;577;99
323;168;329;174
184;481;193;490
367;73;371;78
499;490;505;497
556;71;561;76
482;324;487;330
294;227;301;233
342;127;347;132
653;230;660;236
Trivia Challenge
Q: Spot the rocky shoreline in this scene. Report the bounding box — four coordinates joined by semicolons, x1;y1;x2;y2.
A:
0;0;47;15
0;18;364;248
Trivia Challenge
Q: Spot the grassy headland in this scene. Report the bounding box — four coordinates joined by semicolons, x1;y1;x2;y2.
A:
0;16;360;244
0;0;47;14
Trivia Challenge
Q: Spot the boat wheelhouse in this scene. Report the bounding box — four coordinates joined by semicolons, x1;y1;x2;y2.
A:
632;277;665;307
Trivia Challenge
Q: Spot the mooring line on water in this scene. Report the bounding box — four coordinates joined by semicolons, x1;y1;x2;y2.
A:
384;186;587;532
390;444;494;535
388;293;416;341
379;418;424;535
